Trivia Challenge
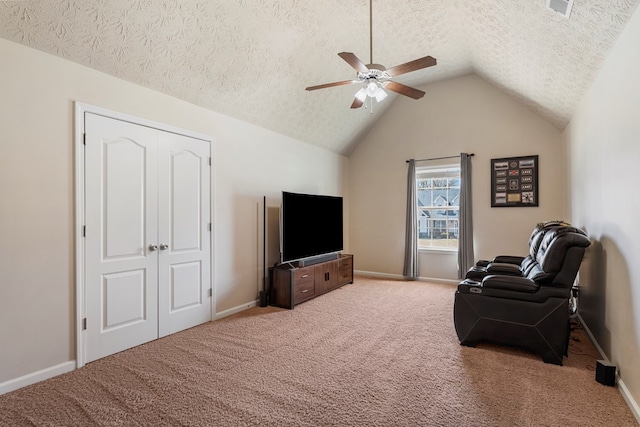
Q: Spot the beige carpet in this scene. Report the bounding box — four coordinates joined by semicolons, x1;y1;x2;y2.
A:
0;277;637;426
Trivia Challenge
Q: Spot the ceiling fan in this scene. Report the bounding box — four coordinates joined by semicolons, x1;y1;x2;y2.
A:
305;0;437;110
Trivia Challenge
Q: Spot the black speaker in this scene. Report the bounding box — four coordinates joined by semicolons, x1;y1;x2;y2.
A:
595;360;616;386
259;290;268;307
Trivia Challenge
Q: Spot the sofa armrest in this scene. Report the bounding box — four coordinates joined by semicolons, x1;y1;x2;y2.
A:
476;255;524;268
486;262;522;275
493;255;526;265
482;275;539;292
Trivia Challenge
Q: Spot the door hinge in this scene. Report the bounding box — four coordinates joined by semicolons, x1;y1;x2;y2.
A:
82;318;87;330
208;157;211;166
208;223;211;231
83;225;86;237
83;133;86;145
208;288;212;297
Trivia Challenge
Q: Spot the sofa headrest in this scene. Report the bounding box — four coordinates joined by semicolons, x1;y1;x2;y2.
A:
536;226;591;274
528;220;574;259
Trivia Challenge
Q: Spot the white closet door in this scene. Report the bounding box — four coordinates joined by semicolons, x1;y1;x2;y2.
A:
84;113;159;363
157;132;211;337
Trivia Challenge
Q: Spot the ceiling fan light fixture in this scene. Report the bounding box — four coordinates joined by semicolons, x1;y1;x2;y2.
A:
356;80;387;104
375;88;387;102
355;87;367;102
365;80;380;97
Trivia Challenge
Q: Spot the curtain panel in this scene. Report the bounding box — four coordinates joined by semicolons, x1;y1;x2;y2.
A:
457;153;474;278
403;159;419;279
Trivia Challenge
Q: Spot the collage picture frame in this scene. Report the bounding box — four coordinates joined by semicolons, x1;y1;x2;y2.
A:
491;155;538;207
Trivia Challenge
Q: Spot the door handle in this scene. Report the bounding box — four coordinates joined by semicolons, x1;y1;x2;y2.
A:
159;243;169;250
149;244;158;251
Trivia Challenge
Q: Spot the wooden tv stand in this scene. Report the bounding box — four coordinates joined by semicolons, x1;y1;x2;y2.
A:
269;254;353;309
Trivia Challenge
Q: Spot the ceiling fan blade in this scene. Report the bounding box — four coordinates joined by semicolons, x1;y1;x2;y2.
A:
383;81;425;99
338;52;369;73
350;98;364;109
385;55;437;77
305;80;356;91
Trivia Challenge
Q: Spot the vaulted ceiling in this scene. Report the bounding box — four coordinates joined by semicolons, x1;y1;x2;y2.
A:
1;0;638;154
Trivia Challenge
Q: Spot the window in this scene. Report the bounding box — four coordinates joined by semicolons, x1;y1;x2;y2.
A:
416;165;460;250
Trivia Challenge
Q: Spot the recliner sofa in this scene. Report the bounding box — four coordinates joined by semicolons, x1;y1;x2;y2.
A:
453;221;591;365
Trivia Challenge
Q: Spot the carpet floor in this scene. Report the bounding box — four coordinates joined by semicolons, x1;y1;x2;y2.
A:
0;276;637;426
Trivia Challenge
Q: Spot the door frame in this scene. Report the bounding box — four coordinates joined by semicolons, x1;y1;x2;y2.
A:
74;102;216;368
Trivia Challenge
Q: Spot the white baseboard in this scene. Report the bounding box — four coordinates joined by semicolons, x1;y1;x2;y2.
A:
420;277;459;285
354;270;458;285
355;270;404;279
618;379;640;424
577;313;640;424
0;361;76;396
214;300;257;320
576;313;607;358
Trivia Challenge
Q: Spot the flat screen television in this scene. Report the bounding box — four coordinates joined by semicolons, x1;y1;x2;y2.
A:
280;191;343;263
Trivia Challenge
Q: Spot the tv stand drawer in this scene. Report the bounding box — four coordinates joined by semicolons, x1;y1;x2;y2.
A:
294;280;315;304
294;266;314;285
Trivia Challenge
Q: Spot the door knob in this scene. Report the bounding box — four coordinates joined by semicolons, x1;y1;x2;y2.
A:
149;244;158;251
159;243;169;250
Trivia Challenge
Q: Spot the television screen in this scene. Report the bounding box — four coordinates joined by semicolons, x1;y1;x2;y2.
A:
281;191;343;263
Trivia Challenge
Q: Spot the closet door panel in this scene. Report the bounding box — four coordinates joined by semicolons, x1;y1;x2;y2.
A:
171;261;202;310
103;140;146;258
158;132;211;337
171;151;201;252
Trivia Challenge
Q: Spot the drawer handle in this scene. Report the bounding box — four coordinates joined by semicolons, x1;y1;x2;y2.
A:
301;274;309;278
301;289;309;293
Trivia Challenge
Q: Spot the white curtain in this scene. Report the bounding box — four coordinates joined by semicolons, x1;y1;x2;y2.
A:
457;153;474;279
403;159;419;279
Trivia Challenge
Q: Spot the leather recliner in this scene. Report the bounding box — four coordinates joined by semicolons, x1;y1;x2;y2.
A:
465;220;571;282
453;223;591;365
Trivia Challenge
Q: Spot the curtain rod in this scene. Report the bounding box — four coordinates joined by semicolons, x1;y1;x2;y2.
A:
405;153;475;163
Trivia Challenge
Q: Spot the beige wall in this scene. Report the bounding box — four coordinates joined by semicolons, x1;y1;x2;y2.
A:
565;4;640;410
349;74;566;280
0;38;348;385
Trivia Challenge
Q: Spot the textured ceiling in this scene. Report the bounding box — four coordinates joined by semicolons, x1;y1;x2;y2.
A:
1;0;638;154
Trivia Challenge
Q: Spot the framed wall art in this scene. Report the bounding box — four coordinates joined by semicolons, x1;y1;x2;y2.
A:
491;155;538;207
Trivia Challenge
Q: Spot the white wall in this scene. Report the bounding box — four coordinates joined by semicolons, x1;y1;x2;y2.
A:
565;4;640;411
0;38;348;385
349;74;565;280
